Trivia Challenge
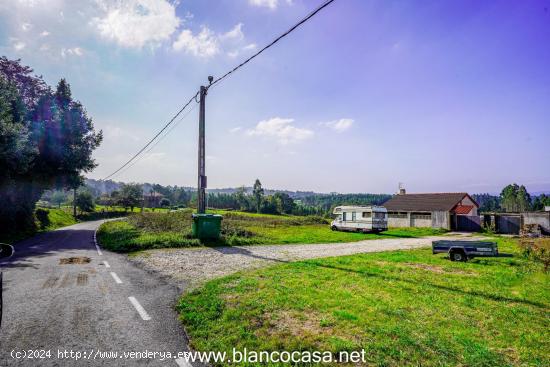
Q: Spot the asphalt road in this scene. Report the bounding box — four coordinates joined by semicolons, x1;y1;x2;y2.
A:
0;220;195;366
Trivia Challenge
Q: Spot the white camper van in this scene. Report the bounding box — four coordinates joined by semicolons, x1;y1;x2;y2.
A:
331;206;388;233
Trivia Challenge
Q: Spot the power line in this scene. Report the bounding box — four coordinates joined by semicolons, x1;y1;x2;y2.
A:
209;0;336;89
107;103;199;180
103;91;199;180
102;0;336;181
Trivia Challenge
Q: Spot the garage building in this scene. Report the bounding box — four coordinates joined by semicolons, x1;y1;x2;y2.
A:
383;192;480;230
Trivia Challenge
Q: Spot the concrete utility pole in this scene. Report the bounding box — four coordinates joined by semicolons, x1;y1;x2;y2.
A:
197;85;207;214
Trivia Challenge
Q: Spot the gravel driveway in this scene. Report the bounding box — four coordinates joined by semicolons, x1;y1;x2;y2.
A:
131;234;485;290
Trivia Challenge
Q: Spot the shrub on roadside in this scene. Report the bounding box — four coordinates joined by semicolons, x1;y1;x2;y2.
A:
35;208;50;229
519;237;550;272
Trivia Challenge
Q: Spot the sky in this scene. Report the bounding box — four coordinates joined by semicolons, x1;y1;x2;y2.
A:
1;0;549;194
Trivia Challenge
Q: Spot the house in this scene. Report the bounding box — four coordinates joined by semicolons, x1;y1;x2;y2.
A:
383;191;479;231
143;191;164;208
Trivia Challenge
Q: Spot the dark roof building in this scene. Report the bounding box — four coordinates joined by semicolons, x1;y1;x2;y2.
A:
384;193;478;213
383;192;479;231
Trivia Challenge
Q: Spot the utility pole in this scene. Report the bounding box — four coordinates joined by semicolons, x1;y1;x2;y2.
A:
197;84;207;213
73;188;77;218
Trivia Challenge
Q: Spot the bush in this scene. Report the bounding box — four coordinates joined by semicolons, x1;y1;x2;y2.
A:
519;237;550;272
35;208;50;229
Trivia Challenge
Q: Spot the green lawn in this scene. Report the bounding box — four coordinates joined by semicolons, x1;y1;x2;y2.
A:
177;237;550;367
42;207;77;230
96;209;448;252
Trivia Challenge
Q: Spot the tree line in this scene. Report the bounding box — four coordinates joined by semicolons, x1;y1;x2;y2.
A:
0;57;102;235
473;184;550;213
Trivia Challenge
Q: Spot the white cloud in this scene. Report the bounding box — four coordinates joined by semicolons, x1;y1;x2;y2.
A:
249;0;278;9
174;23;250;58
246;117;313;144
321;118;354;132
40;30;50;37
229;127;242;133
61;47;84;57
93;0;180;48
220;23;244;41
227;43;256;58
227;50;239;58
173;26;219;57
13;40;26;51
21;22;32;31
248;0;292;9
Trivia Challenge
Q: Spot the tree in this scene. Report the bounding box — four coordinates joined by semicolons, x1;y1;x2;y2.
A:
499;184;532;212
50;190;67;208
252;179;264;213
0;57;102;234
500;184;520;212
119;183;143;212
75;191;94;213
532;194;550;211
274;192;295;214
160;198;171;208
516;185;531;212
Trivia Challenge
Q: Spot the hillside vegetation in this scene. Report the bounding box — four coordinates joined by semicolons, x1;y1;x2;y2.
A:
96;209;446;252
178;237;550;367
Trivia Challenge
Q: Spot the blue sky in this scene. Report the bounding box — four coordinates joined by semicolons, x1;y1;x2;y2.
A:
1;0;549;194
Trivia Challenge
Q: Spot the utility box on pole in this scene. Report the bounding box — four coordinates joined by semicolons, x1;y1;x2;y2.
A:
193;80;222;239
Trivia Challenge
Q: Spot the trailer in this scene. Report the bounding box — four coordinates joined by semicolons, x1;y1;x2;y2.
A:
331;205;388;233
432;240;499;261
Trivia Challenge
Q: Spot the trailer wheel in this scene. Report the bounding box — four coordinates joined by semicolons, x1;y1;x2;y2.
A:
331;225;337;231
449;249;467;262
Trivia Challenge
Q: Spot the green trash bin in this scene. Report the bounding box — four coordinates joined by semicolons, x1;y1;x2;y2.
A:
192;213;223;239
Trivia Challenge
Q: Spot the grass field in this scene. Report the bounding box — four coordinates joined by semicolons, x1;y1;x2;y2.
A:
177;237;550;367
96;209;447;252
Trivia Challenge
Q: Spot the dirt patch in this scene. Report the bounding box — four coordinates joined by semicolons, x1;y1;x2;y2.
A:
77;273;88;286
263;310;333;338
42;275;59;288
404;263;446;273
59;257;91;265
403;262;476;276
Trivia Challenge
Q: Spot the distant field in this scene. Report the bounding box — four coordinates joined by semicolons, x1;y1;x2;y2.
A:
96;209;447;252
178;237;550;367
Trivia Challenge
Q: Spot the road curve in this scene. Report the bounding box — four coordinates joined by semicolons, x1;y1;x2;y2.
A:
0;220;194;366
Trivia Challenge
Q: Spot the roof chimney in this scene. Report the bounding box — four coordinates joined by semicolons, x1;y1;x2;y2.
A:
398;183;406;195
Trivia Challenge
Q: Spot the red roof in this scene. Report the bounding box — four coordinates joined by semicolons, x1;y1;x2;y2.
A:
453;205;474;215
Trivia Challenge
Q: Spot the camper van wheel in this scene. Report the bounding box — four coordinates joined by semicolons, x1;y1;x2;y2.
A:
331;225;337;231
449;249;467;262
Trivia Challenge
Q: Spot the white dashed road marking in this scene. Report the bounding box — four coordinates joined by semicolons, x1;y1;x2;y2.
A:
103;260;111;268
128;296;151;321
110;272;123;284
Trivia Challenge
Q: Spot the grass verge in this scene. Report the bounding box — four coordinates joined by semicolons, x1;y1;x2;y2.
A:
177;237;549;367
96;209;448;252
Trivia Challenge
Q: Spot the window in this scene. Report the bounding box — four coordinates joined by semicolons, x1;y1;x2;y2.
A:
388;212;407;219
343;212;347;221
362;212;372;218
352;212;356;221
411;213;431;220
374;212;386;219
